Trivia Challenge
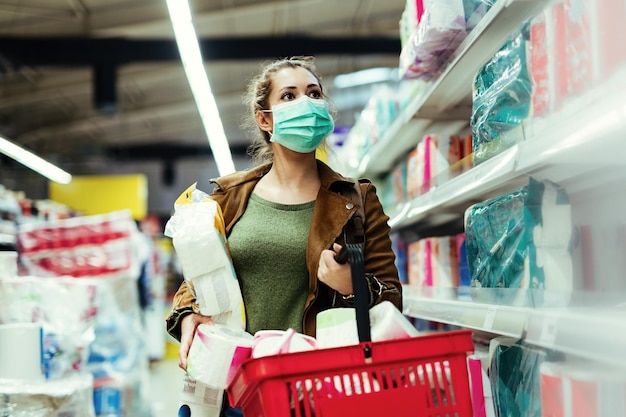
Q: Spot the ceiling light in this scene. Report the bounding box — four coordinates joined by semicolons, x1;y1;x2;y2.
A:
166;0;236;176
0;134;72;184
333;68;400;89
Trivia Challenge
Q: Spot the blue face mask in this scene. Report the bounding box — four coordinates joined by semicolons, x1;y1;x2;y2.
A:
264;96;334;153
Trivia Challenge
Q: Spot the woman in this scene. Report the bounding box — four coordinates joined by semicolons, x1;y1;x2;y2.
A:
166;56;402;415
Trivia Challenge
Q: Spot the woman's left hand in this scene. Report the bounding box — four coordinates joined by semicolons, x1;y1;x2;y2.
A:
318;243;353;296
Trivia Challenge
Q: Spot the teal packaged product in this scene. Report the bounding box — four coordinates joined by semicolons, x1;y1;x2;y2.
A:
489;337;545;417
463;0;495;31
464;178;573;306
471;23;531;165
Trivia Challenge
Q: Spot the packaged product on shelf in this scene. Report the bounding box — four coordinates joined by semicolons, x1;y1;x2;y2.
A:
16;210;140;279
529;8;555;118
552;0;593;110
0;322;44;381
540;360;626;416
164;183;245;329
463;0;495;32
591;0;626;81
470;23;531;165
407;236;460;296
464;177;573;307
467;348;496;417
392;160;408;206
399;0;468;80
0;250;17;278
0;373;95;417
0;276;98;380
489;337;545;417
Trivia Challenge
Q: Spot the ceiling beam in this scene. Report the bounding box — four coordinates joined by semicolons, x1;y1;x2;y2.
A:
0;35;400;67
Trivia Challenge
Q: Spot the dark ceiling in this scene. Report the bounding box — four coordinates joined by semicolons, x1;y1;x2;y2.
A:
0;0;406;177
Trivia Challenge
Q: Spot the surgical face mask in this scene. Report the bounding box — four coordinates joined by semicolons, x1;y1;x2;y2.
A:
263;95;334;153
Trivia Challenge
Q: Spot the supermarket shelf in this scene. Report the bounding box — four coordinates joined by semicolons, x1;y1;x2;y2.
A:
357;0;546;177
525;307;626;369
389;69;626;231
402;286;528;339
403;286;626;368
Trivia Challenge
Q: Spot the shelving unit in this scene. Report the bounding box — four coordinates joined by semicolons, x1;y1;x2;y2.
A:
371;0;626;372
389;69;626;230
353;0;547;178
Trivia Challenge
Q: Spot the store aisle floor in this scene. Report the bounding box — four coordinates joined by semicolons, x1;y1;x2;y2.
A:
148;358;184;417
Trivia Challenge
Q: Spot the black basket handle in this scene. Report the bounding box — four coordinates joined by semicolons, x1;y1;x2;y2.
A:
335;216;372;358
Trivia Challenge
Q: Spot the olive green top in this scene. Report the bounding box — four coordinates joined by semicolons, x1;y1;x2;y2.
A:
228;192;315;335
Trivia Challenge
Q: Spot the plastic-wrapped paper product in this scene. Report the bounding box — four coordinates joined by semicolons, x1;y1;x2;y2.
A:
463;0;495;31
464;178;573;307
489;337;545;417
316;301;419;348
0;373;95;417
186;323;253;389
165;183;245;329
0;276;99;380
399;0;467;80
540;360;626;416
16;210;140;279
471;23;531;165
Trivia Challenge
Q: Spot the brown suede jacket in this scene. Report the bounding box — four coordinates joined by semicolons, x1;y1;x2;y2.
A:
166;159;402;340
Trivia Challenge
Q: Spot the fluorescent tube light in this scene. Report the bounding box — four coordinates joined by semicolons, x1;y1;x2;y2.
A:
166;0;236;176
0;134;72;184
333;68;399;89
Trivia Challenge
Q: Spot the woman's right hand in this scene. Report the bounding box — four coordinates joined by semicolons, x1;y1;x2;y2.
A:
178;313;213;371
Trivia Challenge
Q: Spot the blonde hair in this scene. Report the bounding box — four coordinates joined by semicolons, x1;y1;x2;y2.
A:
242;56;333;163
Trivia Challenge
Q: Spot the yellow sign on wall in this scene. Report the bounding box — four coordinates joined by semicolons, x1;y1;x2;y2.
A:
49;174;148;220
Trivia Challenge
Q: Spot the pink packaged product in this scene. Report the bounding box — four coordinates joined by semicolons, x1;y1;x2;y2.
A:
591;0;626;80
540;361;626;417
529;9;553;118
399;0;467;80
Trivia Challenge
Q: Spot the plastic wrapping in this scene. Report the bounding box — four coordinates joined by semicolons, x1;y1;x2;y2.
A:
0;373;95;417
164;182;245;329
16;210;141;279
399;0;468;80
471;23;531;165
464;178;573;307
463;0;494;31
489;337;545;417
0;276;98;379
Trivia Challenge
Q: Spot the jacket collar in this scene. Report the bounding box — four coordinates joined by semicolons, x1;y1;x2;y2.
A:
211;159;355;191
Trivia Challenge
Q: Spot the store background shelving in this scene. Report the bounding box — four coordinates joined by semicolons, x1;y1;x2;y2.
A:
352;0;547;179
358;0;626;375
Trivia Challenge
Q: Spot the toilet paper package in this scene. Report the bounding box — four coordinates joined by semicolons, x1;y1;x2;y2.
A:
165;183;245;328
465;177;573;307
0;373;95;417
316;301;420;349
0;322;44;381
0;251;17;278
186;323;253;389
178;373;222;417
251;329;318;358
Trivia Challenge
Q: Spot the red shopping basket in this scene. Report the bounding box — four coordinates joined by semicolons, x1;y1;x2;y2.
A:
227;330;474;417
227;224;475;417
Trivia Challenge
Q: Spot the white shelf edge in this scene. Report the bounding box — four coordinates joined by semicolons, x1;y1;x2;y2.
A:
525;308;626;369
403;287;626;368
359;0;546;177
402;288;528;339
